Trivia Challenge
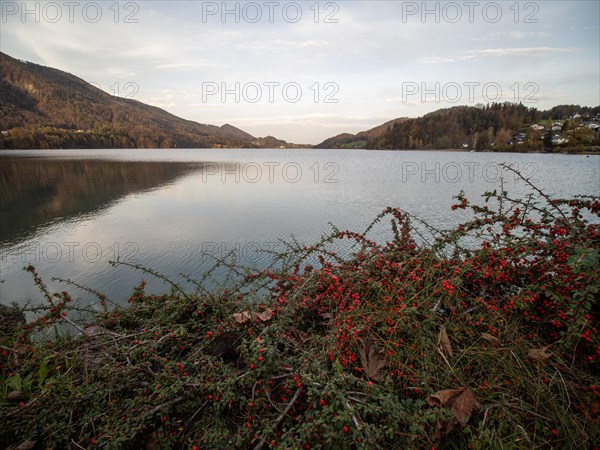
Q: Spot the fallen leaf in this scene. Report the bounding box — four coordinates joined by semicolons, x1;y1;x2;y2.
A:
438;325;453;358
433;418;456;439
233;311;252;324
450;388;481;425
427;388;463;408
285;328;310;347
13;440;36;450
481;333;501;348
255;309;274;322
358;338;387;381
7;391;26;403
528;346;552;362
233;309;274;324
14;343;29;355
427;387;481;426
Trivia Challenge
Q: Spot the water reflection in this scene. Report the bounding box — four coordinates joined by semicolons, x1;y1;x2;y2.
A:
0;158;220;243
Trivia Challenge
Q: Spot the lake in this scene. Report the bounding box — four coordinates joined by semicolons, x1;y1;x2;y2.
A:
1;149;599;308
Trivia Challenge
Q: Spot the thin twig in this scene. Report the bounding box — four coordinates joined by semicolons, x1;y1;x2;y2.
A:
147;395;185;416
109;260;192;300
344;401;361;429
500;164;569;223
271;387;302;431
254;387;303;450
184;400;208;433
71;439;86;449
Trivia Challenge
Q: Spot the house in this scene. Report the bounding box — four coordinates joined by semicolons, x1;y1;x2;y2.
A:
513;133;526;144
552;134;567;145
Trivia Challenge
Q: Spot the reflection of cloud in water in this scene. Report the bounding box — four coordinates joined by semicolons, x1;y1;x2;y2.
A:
0;158;225;244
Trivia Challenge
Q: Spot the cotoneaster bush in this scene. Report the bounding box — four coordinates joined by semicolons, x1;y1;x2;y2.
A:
1;166;598;449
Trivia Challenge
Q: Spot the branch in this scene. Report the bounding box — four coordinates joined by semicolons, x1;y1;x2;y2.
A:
253;387;302;450
147;395;185;416
271;387;302;431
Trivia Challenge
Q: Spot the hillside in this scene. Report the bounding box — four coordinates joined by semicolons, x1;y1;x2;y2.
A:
313;118;407;149
0;53;303;149
316;104;600;152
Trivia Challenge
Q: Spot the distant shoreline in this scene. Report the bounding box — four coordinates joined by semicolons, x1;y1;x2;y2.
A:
2;147;599;155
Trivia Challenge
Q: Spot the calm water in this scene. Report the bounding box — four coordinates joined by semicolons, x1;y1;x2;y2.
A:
1;149;599;307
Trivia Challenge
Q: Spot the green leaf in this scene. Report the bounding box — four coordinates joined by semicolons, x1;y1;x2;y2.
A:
38;356;50;388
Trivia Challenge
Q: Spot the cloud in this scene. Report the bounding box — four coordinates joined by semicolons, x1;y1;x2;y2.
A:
420;47;578;64
156;63;204;70
236;39;327;50
189;103;225;108
472;31;551;41
1;0;597;143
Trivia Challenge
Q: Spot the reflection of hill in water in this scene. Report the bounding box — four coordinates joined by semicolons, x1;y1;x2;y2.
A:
0;158;209;243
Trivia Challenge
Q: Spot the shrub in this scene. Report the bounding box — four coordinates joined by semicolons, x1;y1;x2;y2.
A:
1;166;598;449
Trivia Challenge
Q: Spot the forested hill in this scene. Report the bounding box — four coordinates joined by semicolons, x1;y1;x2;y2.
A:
0;52;305;149
316;103;600;152
369;104;600;151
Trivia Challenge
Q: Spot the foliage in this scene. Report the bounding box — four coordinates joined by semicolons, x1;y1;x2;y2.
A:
1;166;599;449
366;103;600;151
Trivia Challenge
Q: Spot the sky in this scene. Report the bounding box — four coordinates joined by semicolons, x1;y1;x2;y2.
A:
1;0;599;144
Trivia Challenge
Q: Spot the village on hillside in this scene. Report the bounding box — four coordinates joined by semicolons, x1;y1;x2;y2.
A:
508;112;600;149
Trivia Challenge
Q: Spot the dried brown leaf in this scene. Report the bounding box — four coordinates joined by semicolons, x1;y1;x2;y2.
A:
450;388;481;425
255;309;274;322
358;339;387;381
438;325;453;358
233;309;274;324
427;387;481;426
427;388;463;408
433;418;456;439
7;391;26;403
233;311;252;324
529;346;552;362
481;333;501;348
290;328;310;345
13;440;37;450
14;343;28;355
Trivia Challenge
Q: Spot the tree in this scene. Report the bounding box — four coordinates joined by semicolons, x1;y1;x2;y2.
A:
543;131;553;150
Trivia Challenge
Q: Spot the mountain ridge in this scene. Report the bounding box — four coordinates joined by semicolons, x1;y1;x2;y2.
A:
0;52;307;149
315;105;600;151
2;52;599;151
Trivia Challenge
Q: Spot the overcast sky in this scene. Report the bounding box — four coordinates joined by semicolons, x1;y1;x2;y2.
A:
1;0;598;144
